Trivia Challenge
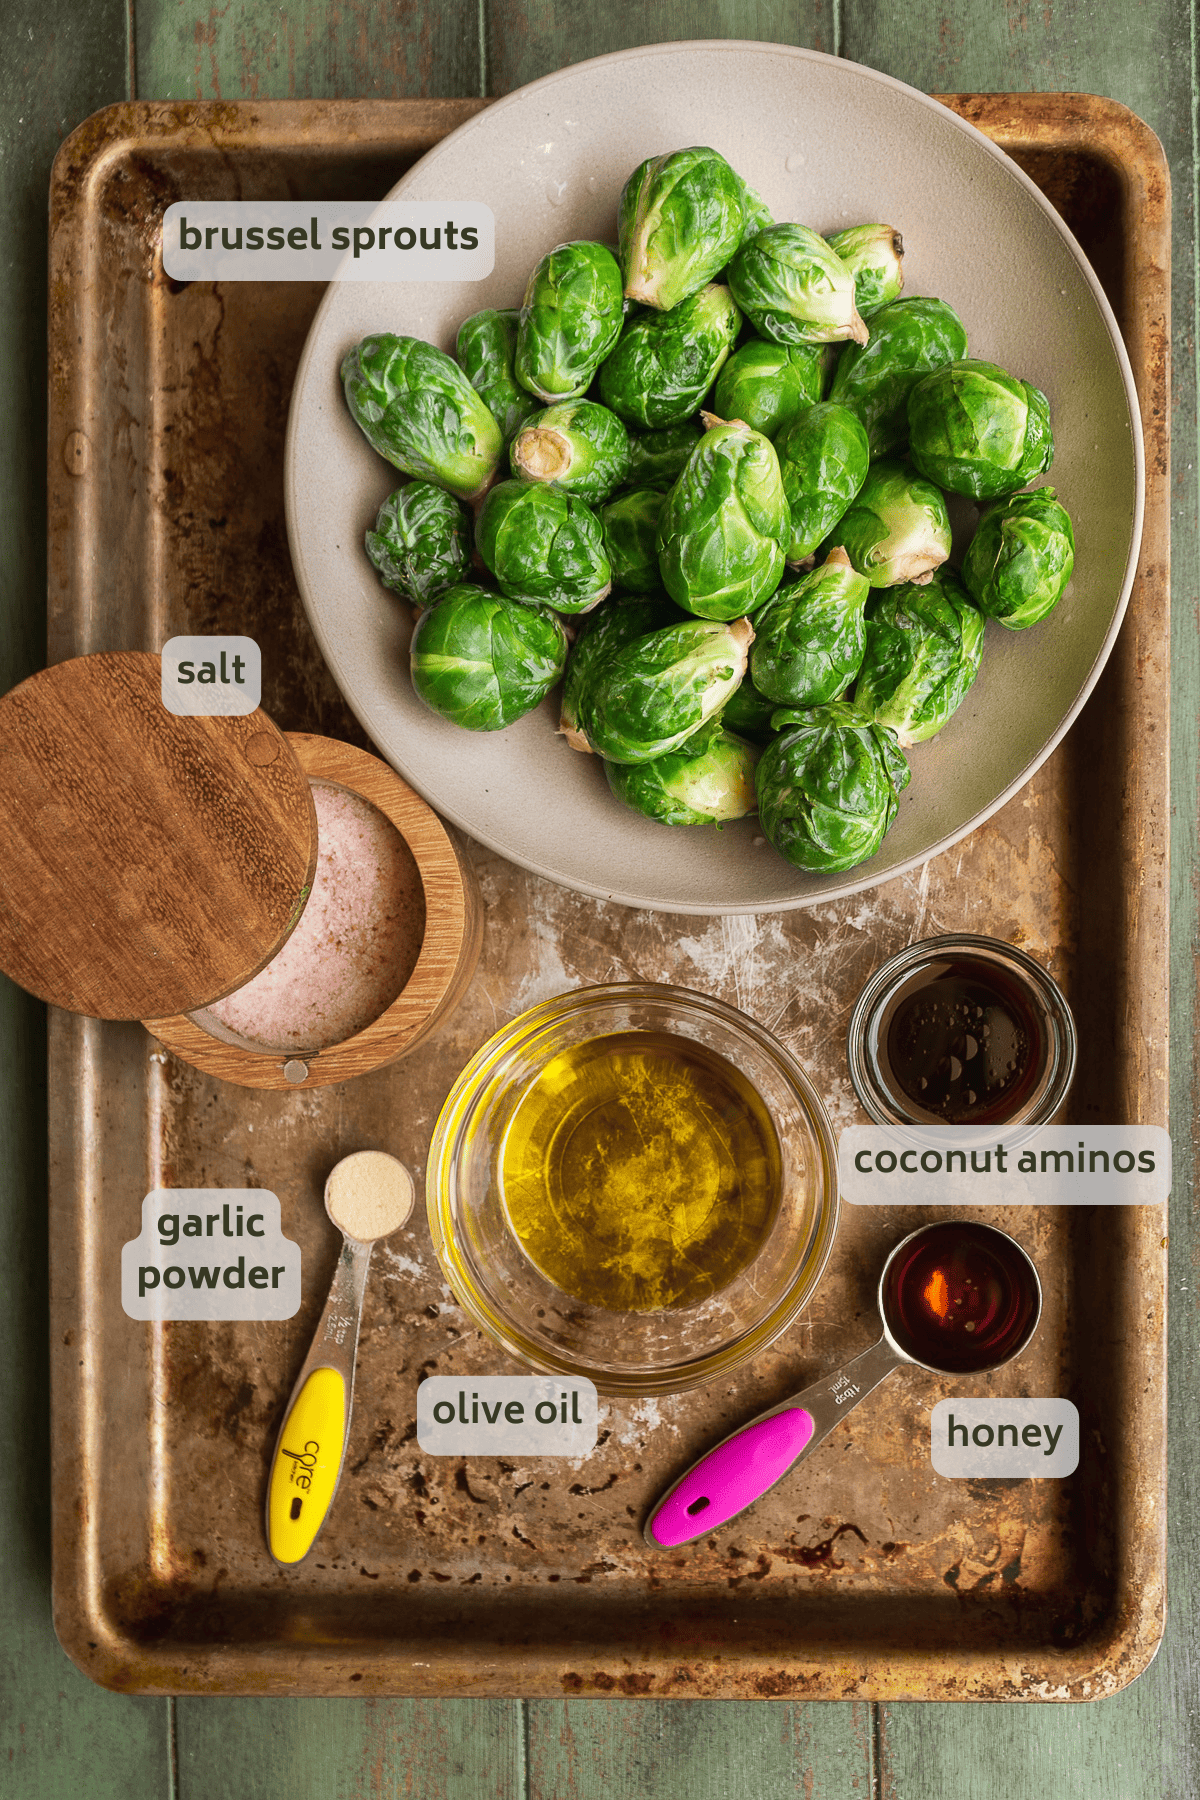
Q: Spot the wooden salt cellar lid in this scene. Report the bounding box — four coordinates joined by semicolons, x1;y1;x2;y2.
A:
0;653;318;1019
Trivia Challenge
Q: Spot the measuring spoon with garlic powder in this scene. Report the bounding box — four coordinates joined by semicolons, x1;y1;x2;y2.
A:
267;1151;414;1565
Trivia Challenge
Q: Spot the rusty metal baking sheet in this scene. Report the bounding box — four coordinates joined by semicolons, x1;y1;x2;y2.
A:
47;96;1169;1700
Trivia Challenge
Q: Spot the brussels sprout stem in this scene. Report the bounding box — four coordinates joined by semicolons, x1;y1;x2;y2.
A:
626;270;662;307
512;427;573;482
559;716;593;753
728;616;756;657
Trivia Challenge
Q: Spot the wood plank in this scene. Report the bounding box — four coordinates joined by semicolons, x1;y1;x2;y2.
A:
175;1698;523;1799
878;1690;1188;1799
0;1;171;1794
134;0;482;102
484;2;829;96
527;1699;876;1798
0;997;169;1800
841;0;1177;135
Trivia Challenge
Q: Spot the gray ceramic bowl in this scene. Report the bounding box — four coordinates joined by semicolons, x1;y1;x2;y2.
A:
284;42;1144;915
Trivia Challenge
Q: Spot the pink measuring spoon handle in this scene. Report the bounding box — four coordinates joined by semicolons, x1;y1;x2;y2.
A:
644;1336;900;1549
647;1408;816;1547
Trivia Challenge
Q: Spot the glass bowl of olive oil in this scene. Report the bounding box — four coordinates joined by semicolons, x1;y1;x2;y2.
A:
427;983;839;1397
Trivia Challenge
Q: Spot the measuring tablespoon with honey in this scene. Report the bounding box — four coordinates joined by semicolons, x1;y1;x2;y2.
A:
644;1220;1041;1550
266;1151;414;1565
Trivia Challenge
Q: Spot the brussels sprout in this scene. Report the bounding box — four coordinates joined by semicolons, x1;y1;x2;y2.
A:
410;584;568;731
619;147;746;312
961;486;1075;628
833;460;952;588
827;297;968;457
825;224;905;317
719;671;778;743
600;489;666;593
774;402;870;562
624;419;704;490
738;181;775;239
598;284;741;429
605;724;759;825
364;482;472;607
510;399;630;503
341;334;503;501
657;417;789;619
907;359;1054;499
727;224;868;347
749;547;870;706
475;480;611;614
586;615;754;764
455;308;542;445
756;701;910;872
514;241;625;403
559;593;682;750
855;571;985;744
712;340;825;440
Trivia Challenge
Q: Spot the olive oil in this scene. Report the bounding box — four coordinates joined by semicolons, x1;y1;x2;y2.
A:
500;1031;781;1313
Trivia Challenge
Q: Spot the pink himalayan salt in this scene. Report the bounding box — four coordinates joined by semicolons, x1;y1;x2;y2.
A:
204;780;425;1052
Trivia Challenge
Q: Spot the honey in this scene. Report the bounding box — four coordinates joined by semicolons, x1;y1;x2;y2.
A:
499;1031;781;1313
881;1221;1040;1373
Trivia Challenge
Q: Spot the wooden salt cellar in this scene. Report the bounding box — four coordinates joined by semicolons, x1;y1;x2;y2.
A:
147;736;484;1090
0;654;482;1089
0;653;317;1019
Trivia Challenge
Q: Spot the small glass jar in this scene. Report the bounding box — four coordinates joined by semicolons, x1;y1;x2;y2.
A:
847;934;1077;1132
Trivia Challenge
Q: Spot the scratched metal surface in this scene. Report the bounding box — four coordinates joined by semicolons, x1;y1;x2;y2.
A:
46;100;1167;1700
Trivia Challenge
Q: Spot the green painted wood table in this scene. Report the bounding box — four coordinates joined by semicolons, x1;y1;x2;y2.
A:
1;1;1195;1795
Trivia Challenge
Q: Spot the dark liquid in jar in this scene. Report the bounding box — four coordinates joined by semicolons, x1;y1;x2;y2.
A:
883;1222;1038;1373
882;957;1044;1124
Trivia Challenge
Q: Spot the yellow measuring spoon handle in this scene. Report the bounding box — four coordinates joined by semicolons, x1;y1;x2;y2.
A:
266;1235;373;1566
267;1366;347;1563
